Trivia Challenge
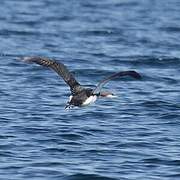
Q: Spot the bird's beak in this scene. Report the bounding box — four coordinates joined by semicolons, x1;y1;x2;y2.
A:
106;94;118;98
100;91;118;98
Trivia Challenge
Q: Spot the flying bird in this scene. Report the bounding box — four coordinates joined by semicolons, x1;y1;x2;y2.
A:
22;56;141;109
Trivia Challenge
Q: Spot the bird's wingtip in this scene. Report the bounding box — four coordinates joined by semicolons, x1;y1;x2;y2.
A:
131;71;142;80
20;56;38;63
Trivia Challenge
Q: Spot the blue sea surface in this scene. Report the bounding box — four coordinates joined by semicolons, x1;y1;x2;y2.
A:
0;0;180;179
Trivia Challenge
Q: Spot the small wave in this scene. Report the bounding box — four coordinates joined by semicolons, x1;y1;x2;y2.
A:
59;133;84;141
65;173;118;180
158;114;180;120
0;29;38;36
110;56;180;68
140;100;180;112
160;26;180;33
142;158;180;166
79;30;114;37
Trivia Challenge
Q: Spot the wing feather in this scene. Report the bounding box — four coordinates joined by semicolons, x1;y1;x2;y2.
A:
93;70;141;94
22;56;83;95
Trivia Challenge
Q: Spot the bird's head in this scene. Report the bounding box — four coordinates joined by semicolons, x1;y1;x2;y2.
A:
99;91;117;98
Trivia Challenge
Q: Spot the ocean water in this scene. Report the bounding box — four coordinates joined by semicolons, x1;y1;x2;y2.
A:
0;0;180;179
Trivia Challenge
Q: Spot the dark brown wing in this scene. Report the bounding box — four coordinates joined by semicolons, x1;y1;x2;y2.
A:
93;70;141;94
22;56;83;95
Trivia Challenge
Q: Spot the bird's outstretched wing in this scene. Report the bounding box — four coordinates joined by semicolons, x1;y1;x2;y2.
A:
93;70;141;94
22;56;83;95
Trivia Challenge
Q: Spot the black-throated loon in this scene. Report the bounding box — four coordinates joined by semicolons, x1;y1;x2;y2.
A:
22;56;141;109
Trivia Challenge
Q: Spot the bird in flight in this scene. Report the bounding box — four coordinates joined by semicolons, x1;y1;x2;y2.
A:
22;56;141;109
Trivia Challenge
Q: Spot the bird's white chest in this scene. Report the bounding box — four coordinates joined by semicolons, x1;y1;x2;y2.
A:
82;95;97;106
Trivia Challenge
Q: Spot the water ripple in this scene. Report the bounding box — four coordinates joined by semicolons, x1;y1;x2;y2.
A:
1;0;180;180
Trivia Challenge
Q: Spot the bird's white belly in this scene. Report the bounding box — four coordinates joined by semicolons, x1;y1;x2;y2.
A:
82;95;97;106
